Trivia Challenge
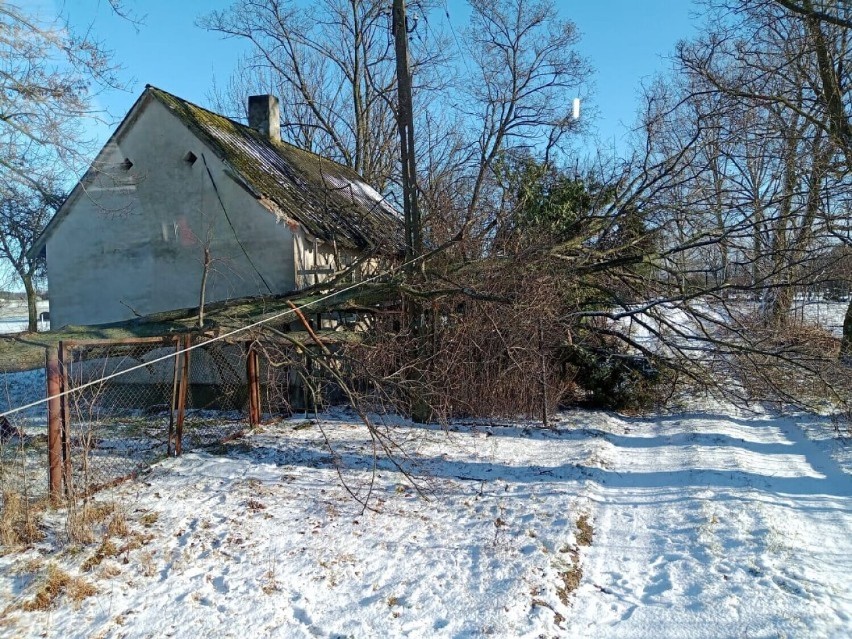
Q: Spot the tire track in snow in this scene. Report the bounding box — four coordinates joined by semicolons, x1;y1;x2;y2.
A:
567;411;852;638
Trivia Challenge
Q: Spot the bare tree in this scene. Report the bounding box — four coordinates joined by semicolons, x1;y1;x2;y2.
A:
457;0;591;247
0;181;57;331
0;2;122;193
673;0;852;354
0;1;127;324
201;0;450;192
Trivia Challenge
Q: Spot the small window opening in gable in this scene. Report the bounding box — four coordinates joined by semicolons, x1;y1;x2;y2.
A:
183;151;198;165
120;158;133;170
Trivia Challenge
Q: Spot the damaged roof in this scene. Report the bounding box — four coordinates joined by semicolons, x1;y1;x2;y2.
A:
151;86;404;253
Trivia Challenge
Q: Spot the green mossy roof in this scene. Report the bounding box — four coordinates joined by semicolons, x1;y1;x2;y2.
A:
148;86;404;253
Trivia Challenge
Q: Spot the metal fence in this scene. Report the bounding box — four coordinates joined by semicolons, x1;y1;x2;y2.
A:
49;335;253;498
0;369;49;504
252;337;349;417
0;330;350;504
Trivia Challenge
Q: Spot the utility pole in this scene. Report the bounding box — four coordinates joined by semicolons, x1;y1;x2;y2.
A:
393;0;428;422
392;0;421;264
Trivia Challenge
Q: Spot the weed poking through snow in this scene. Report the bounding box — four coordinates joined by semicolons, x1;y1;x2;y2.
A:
556;565;583;606
0;491;44;548
21;564;96;611
576;514;593;546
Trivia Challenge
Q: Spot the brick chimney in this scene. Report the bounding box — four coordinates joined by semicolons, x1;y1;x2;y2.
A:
248;95;280;144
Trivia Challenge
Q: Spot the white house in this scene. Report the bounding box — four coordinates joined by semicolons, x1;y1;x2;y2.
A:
30;86;403;328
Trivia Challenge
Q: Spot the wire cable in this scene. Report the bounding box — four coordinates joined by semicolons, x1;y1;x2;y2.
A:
201;153;274;294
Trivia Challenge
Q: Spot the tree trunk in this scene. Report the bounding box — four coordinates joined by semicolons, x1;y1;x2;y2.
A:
842;298;852;362
22;273;38;333
765;284;794;328
198;245;211;328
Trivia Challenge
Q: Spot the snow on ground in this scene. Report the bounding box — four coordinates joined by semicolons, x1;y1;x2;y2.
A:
0;318;49;335
0;368;46;423
796;299;847;336
0;378;850;638
621;299;848;351
569;408;852;638
0;301;49;335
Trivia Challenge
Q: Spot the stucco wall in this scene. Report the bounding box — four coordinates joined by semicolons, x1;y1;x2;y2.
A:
46;99;298;327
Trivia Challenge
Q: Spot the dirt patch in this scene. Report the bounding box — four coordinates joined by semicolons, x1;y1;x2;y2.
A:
549;514;595;610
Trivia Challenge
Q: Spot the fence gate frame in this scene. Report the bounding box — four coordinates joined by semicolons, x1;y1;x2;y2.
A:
45;333;264;501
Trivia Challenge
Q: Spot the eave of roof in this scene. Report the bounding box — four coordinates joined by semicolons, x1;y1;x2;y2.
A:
27;89;154;260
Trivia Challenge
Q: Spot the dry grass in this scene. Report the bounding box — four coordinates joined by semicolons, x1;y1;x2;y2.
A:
119;531;153;556
139;511;159;527
22;564;71;611
20;564;95;611
261;568;280;595
81;538;119;572
106;511;129;538
66;512;96;545
1;492;24;547
66;575;98;606
99;563;122;579
576;514;594;547
138;550;156;577
730;320;849;408
82;501;116;525
1;491;45;548
10;556;44;576
66;500;116;545
555;565;583;606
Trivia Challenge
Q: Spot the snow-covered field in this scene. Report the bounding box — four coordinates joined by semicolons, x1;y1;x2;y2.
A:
623;298;848;342
1;370;850;638
0;300;49;334
799;299;848;336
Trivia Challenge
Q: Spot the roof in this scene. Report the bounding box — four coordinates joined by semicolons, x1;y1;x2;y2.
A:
149;87;404;252
30;85;405;258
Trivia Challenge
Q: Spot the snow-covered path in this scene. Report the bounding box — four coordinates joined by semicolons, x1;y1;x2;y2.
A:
1;406;850;638
570;411;852;638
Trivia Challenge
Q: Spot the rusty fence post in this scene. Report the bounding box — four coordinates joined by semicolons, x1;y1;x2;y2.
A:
175;334;191;456
246;343;261;427
46;346;63;502
58;341;72;495
168;336;180;456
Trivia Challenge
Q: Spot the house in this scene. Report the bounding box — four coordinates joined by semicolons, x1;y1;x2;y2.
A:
30;86;404;328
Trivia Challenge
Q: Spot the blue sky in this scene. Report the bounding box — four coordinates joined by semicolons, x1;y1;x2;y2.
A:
52;0;700;154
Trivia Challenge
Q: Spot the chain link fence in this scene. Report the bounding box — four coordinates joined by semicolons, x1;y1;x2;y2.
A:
253;338;348;417
0;368;49;505
57;335;249;496
1;331;353;504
